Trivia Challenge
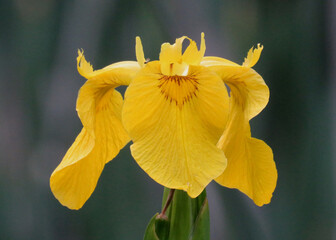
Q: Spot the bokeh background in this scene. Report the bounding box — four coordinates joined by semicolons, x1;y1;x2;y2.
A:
0;0;335;239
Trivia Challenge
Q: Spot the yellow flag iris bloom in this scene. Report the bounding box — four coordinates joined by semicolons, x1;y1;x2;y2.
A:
50;33;277;210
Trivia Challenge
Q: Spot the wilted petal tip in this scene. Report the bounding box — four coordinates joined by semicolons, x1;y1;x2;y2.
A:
76;49;93;78
242;44;263;68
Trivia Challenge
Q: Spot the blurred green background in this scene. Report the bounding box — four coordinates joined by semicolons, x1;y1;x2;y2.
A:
0;0;335;239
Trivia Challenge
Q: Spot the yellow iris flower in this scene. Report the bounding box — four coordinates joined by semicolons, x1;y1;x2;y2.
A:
50;33;277;210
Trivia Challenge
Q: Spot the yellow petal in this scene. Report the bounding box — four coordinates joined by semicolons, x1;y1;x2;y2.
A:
200;32;206;59
159;37;186;75
242;44;263;68
50;52;138;209
77;84;130;162
50;88;129;209
216;105;277;206
77;49;94;77
122;62;229;198
77;49;140;85
201;56;240;68
182;33;206;65
202;52;277;206
159;33;206;75
202;60;269;120
136;36;146;67
76;52;140;134
159;37;185;63
50;129;104;210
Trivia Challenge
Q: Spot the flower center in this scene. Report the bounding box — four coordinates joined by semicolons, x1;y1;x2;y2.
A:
158;74;199;108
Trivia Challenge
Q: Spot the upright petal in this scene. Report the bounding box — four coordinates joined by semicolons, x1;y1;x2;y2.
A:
122;62;229;198
159;34;205;76
136;37;146;67
159;37;186;76
182;33;206;65
159;37;185;64
50;52;140;209
202;48;277;206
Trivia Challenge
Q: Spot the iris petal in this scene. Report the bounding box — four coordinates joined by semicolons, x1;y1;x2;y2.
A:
182;33;206;65
122;62;229;198
216;101;276;206
50;52;139;209
242;44;263;68
201;49;277;206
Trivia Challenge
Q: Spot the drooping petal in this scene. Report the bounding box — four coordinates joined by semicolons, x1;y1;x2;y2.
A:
50;51;140;209
202;58;269;121
202;49;277;206
77;49;140;87
122;62;229;198
216;103;276;206
76;82;130;163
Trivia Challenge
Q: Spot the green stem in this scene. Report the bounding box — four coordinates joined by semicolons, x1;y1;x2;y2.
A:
158;189;175;218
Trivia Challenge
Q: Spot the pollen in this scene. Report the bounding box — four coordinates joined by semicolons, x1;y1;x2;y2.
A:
158;74;199;108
